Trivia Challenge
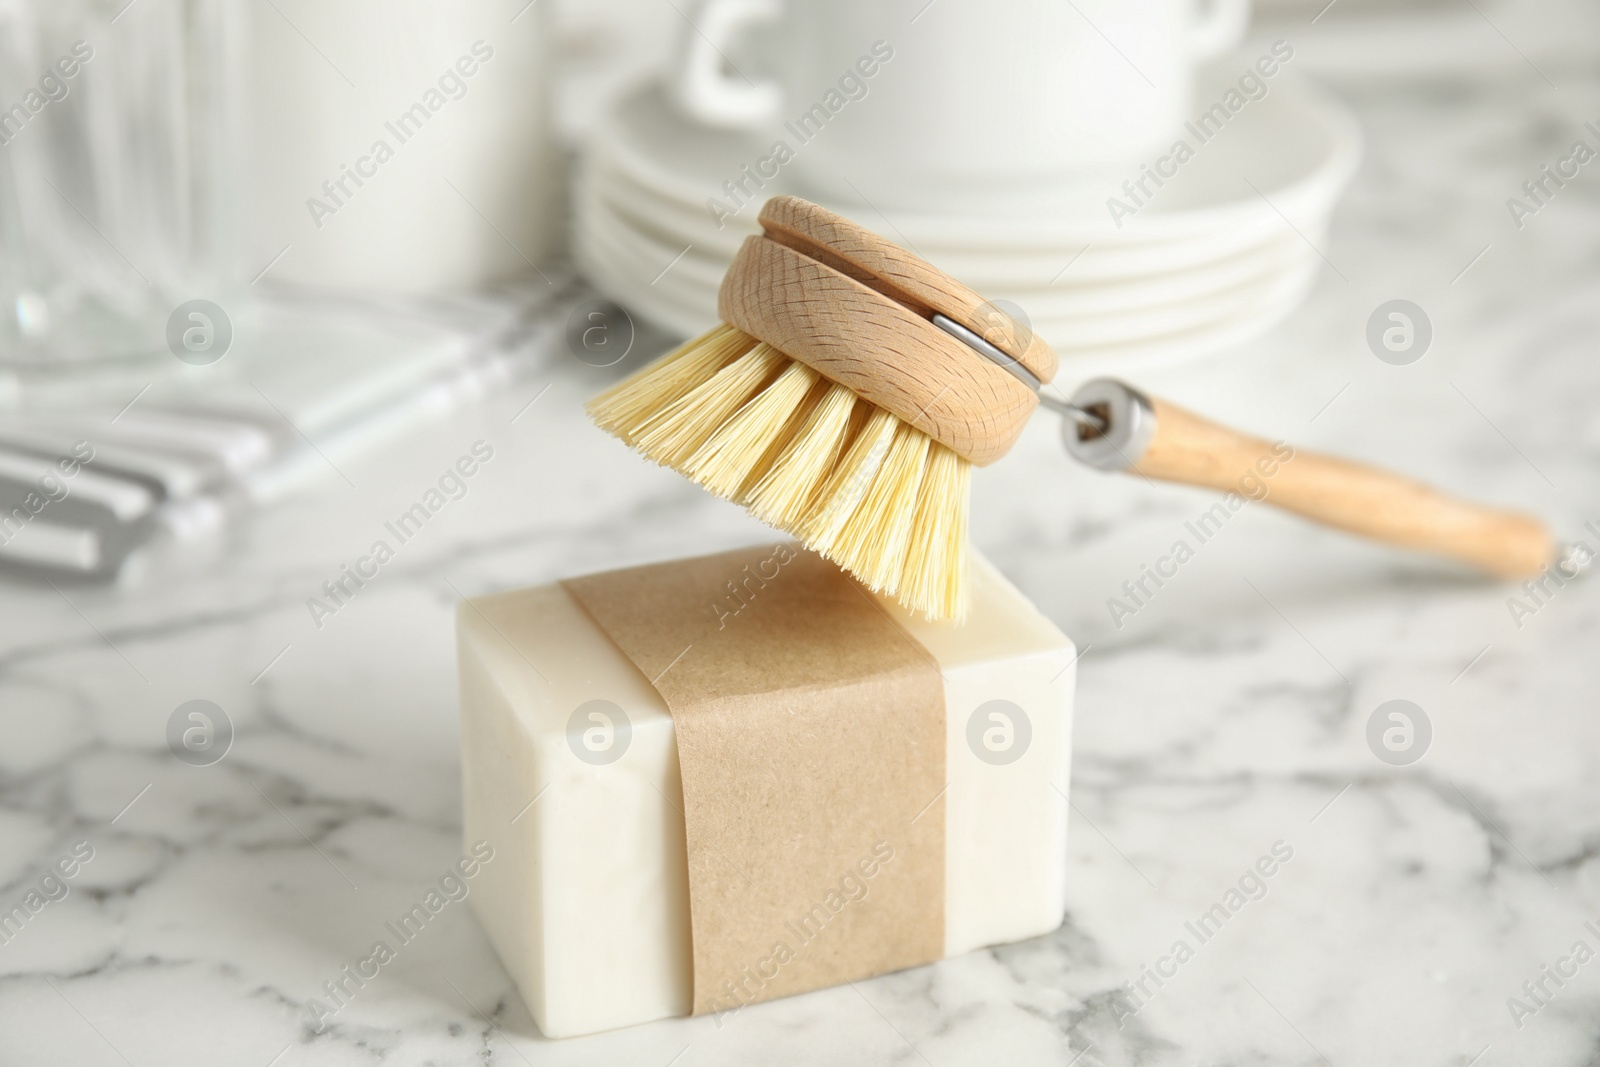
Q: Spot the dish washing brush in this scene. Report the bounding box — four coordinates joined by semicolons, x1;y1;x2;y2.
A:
587;195;1555;620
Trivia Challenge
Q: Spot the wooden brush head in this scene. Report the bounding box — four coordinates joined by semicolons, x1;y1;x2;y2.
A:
718;196;1058;467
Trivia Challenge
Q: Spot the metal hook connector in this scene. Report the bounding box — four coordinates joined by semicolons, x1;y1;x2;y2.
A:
930;312;1106;431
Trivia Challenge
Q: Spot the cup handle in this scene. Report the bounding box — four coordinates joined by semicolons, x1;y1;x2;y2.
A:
1189;0;1250;60
667;0;783;128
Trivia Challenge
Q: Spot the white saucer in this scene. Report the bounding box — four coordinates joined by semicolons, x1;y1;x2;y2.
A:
580;209;1321;376
967;232;1320;317
579;169;1325;364
576;63;1361;367
578;212;1322;374
582;164;1318;326
591;135;1338;282
1047;258;1322;379
590;148;1319;288
585;145;1328;304
1008;246;1318;344
857;74;1361;247
576;229;711;339
589;68;1358;247
583;163;1323;326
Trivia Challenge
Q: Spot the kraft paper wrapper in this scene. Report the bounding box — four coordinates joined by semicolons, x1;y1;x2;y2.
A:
563;544;945;1016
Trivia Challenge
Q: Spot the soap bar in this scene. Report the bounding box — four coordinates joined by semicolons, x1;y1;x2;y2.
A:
458;551;1075;1038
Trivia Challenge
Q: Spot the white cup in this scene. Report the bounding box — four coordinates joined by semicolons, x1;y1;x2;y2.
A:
249;0;562;294
670;0;1248;212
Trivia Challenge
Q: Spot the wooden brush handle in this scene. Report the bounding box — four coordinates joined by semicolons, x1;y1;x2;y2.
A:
1128;396;1555;578
725;197;1556;579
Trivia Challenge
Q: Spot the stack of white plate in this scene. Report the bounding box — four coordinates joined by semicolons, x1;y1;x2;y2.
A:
576;65;1361;376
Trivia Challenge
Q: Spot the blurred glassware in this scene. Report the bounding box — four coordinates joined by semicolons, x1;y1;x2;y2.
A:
0;0;248;374
0;282;558;581
247;0;562;295
0;0;569;583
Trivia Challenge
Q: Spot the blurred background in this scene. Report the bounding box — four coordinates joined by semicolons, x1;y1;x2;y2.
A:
1;0;1588;581
3;0;1599;1063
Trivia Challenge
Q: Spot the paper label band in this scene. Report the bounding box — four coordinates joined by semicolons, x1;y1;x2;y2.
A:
563;544;945;1015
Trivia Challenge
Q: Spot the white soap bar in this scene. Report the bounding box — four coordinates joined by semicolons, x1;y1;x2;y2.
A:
458;553;1075;1038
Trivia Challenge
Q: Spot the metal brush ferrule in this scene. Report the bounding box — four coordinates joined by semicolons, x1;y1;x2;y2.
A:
928;313;1154;468
930;313;1044;390
1056;380;1158;471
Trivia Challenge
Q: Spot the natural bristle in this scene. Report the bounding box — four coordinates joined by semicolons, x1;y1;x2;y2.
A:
586;324;750;443
631;344;786;468
586;327;972;620
683;359;818;498
901;444;970;620
798;407;898;554
746;382;856;529
831;423;930;592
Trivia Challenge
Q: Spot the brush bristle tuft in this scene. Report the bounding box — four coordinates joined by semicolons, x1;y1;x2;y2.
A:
797;407;899;554
830;423;931;592
900;444;970;621
683;358;818;498
586;324;751;443
586;327;971;620
630;344;786;468
745;381;856;529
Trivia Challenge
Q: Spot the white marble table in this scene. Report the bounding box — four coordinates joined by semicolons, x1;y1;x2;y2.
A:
5;14;1600;1067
